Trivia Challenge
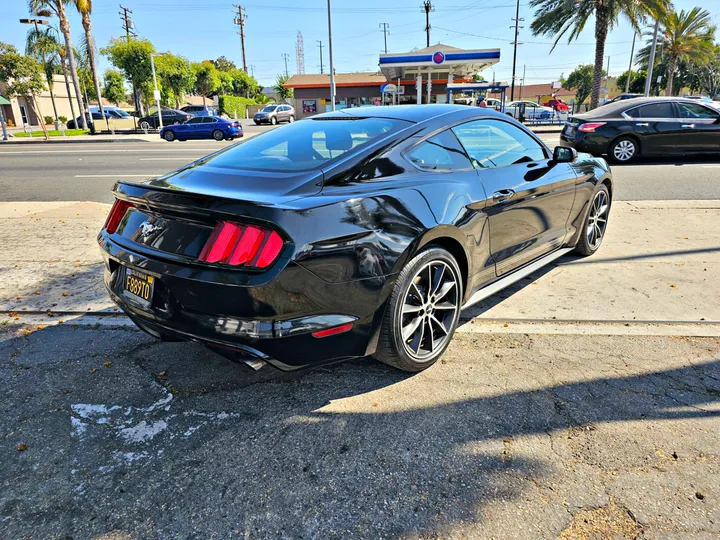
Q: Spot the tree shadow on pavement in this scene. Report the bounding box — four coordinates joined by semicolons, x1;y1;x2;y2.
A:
1;323;718;538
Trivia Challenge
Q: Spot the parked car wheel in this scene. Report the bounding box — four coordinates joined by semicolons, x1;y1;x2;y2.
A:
574;185;611;256
374;247;462;372
609;136;639;163
254;120;260;125
270;116;277;125
288;115;295;123
140;120;151;130
212;129;224;141
163;130;176;142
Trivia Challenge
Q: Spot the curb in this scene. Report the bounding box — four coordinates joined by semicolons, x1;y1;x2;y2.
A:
0;137;155;145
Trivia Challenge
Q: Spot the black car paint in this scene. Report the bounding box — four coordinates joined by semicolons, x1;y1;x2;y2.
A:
99;105;611;370
560;97;720;158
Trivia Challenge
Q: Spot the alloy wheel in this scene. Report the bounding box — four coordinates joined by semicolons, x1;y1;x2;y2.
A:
613;139;636;162
400;260;459;361
586;190;609;250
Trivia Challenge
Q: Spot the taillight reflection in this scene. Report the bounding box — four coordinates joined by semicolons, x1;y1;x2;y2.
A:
199;221;284;269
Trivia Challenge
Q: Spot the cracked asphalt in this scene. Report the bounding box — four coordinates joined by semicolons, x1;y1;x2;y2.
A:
1;325;718;538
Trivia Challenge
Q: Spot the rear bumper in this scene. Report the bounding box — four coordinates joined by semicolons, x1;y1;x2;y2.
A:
99;234;395;370
560;131;611;155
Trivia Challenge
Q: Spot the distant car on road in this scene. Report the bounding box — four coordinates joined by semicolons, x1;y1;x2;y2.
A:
504;100;555;121
160;116;243;142
138;109;193;130
254;104;295;125
543;97;569;112
90;106;132;119
66;111;106;129
181;105;218;117
560;97;720;162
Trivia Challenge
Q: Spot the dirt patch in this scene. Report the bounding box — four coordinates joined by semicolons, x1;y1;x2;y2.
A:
559;500;642;540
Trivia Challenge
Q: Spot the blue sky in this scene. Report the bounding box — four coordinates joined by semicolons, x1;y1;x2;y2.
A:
3;0;718;87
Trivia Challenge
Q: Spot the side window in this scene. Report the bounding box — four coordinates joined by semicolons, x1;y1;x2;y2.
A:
186;117;203;124
677;102;720;119
453;119;547;169
628;102;676;118
201;117;217;124
405;130;473;171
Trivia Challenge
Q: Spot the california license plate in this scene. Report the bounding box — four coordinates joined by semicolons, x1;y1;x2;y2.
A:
123;267;155;306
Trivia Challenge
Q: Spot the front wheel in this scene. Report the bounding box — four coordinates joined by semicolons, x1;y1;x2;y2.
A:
212;129;224;141
609;136;639;163
374;247;462;372
139;121;151;130
574;184;611;256
163;130;175;142
270;116;277;125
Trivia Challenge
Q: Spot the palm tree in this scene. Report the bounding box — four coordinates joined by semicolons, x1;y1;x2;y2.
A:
657;8;715;96
529;0;669;109
71;0;104;117
29;0;87;129
57;45;77;124
26;26;61;122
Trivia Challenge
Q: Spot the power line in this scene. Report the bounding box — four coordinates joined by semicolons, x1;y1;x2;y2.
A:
317;40;324;74
379;22;390;54
232;5;248;72
421;0;434;48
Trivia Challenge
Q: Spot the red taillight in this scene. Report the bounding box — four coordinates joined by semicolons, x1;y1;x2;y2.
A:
578;122;606;132
104;199;133;234
198;221;284;269
312;323;354;338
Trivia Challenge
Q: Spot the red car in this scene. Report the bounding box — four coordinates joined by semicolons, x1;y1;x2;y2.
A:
544;98;569;112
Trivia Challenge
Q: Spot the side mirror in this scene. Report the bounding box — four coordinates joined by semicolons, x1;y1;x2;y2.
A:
553;146;577;163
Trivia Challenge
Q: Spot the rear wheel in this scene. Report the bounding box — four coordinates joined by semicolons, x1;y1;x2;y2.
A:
609;136;639;163
163;130;175;142
288;115;295;123
270;116;277;125
374;247;462;372
574;185;611;256
139;120;151;130
212;129;224;141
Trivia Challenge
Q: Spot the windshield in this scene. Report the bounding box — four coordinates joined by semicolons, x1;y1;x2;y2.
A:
262;105;278;112
205;117;409;172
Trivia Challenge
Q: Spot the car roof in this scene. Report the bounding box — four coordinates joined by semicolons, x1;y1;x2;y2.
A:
311;104;507;123
582;96;709;118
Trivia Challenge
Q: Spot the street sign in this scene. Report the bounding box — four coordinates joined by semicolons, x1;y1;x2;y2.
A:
551;81;562;89
153;89;161;101
380;83;397;93
396;86;405;95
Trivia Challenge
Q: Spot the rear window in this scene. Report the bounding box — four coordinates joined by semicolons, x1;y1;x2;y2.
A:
205;117;409;171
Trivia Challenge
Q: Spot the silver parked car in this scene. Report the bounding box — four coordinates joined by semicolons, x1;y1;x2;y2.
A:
253;104;295;125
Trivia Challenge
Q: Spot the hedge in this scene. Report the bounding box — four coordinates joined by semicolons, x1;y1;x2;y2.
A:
217;95;257;118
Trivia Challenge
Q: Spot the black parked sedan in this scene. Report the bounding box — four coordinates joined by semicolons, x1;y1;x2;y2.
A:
99;105;612;372
138;109;193;130
561;97;720;162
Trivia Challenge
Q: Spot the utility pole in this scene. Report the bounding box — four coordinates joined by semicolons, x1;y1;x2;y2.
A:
625;33;636;93
118;5;135;42
233;5;248;72
421;1;434;48
379;22;390;54
644;19;659;97
327;0;336;111
509;0;523;101
604;55;610;103
281;53;290;78
317;41;324;74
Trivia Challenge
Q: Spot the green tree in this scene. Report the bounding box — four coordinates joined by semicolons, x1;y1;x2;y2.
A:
692;46;720;99
29;0;87;128
156;54;195;108
616;69;647;94
102;37;155;114
191;60;220;104
273;74;293;101
25;26;61;121
0;46;50;139
529;0;668;109
212;56;236;72
564;64;602;109
254;93;273;105
103;69;125;105
71;0;104;117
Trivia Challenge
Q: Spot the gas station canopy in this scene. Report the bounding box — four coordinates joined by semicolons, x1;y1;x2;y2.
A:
379;44;500;81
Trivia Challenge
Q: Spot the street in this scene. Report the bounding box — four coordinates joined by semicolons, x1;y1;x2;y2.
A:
2;135;720;202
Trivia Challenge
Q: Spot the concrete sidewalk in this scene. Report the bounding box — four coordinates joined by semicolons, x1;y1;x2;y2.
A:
1;200;718;335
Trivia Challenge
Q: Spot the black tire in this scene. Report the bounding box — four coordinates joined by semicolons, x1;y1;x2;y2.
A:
163;130;175;142
139;120;151;130
608;136;639;163
574;184;611;256
288;115;295;123
270;116;277;125
254;121;260;125
374;247;463;372
212;129;224;141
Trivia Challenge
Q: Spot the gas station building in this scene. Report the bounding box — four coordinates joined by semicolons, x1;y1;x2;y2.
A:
284;44;501;119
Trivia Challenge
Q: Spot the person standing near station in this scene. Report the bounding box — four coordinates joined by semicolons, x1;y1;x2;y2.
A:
477;95;488;108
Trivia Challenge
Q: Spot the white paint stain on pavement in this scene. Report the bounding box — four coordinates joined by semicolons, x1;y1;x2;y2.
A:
118;420;169;443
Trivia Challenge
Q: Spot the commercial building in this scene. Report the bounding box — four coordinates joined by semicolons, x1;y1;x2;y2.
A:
0;74;82;128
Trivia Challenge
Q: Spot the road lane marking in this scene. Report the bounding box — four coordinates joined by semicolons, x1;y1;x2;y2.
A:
74;174;163;178
138;157;196;161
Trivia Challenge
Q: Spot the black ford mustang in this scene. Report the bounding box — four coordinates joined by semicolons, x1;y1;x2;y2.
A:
99;105;612;372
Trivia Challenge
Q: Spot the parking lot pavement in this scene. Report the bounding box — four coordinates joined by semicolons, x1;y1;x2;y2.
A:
1;324;717;538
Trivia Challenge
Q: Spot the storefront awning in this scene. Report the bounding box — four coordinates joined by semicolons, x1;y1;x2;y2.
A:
0;95;11;106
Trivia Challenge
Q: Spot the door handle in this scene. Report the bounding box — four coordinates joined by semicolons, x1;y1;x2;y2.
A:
635;123;649;127
492;189;515;202
681;124;695;128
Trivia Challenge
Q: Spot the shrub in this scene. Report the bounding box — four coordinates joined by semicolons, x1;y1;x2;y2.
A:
217;95;256;118
44;115;53;125
58;115;68;123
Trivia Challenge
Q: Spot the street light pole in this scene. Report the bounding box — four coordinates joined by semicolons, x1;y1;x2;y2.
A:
625;33;636;94
644;19;660;97
150;53;163;129
327;0;336;111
